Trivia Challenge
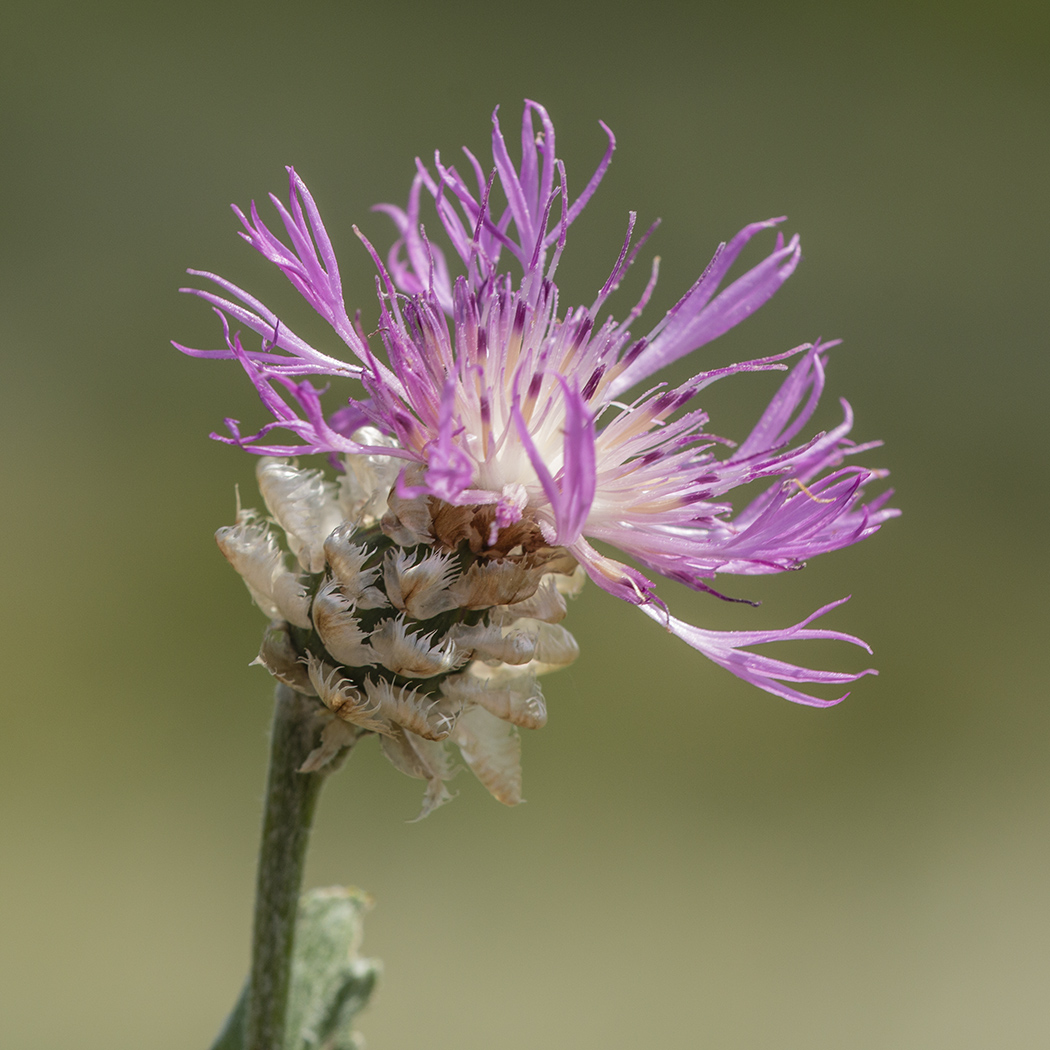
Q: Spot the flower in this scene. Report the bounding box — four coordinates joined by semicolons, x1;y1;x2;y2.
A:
180;101;896;811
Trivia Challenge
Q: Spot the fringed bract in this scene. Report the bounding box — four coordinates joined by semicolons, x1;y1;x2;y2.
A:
216;458;580;815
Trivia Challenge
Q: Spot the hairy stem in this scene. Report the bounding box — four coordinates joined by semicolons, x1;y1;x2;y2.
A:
245;683;327;1050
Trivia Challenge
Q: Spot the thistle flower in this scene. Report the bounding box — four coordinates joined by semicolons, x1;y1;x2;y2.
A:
181;101;896;814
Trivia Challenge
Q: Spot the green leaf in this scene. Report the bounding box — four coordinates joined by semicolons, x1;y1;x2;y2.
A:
285;887;380;1050
209;886;380;1050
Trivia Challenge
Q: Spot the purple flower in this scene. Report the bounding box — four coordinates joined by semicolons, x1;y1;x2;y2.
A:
180;100;897;709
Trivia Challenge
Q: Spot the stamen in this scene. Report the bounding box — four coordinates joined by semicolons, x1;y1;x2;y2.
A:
790;478;836;503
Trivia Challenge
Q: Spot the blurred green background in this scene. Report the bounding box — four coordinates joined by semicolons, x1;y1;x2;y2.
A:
2;1;1048;1047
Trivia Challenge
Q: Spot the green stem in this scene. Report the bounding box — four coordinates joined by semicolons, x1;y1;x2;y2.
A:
245;684;327;1050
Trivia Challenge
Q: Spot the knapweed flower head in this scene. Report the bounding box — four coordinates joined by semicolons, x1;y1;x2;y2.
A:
179;101;896;815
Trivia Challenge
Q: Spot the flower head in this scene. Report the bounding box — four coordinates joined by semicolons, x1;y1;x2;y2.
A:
181;101;896;813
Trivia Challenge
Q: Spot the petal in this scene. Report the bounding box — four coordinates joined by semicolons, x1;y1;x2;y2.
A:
512;378;596;545
422;378;475;502
610;221;800;396
638;598;876;707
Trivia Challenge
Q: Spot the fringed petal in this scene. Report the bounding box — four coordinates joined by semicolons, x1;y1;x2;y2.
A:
638;599;876;707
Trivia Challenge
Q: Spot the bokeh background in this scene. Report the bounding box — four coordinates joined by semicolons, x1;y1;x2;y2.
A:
2;1;1048;1047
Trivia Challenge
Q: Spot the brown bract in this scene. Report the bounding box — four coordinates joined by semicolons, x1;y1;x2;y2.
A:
429;500;559;560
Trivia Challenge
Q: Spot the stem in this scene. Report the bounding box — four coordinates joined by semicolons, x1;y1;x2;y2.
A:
245;683;327;1050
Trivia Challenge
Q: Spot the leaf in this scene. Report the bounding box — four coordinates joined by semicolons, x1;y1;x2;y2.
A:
286;887;379;1050
208;886;380;1050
